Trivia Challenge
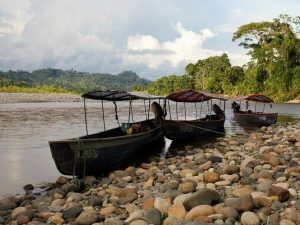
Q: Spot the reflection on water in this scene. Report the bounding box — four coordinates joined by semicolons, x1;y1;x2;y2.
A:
0;101;299;196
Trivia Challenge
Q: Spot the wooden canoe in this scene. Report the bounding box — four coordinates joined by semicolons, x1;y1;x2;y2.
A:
233;112;278;126
49;120;164;176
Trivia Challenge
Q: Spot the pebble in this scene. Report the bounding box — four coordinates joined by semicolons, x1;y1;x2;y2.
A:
2;121;300;225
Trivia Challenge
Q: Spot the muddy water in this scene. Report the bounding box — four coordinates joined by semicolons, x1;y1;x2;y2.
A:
0;101;299;196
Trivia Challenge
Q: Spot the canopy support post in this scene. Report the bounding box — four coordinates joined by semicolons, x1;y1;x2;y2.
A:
255;101;257;113
184;102;186;120
195;102;197;119
147;99;151;119
101;100;106;130
143;99;147;119
128;98;132;124
83;98;88;135
263;102;265;112
176;102;178;120
113;101;120;127
168;99;172;119
200;97;203;119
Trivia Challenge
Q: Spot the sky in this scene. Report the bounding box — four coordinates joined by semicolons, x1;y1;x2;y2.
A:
0;0;300;80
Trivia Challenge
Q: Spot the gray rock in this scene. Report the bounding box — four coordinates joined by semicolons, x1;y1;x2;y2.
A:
271;201;284;211
63;180;82;193
89;195;103;207
268;212;280;225
119;193;138;205
145;208;162;225
222;207;239;219
209;156;223;163
183;189;220;211
0;196;18;210
160;181;179;192
62;206;83;219
293;199;300;211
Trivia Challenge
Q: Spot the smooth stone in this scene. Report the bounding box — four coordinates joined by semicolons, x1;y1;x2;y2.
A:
215;180;231;186
47;213;64;225
100;205;115;216
185;205;215;220
125;210;145;224
183;189;220;211
174;193;193;205
89;195;103;207
162;217;185;225
62;206;83;219
204;172;220;183
56;176;70;185
222;207;239;219
23;184;34;191
240;211;260;225
271;201;284;211
142;197;155;210
154;197;172;214
267;185;290;202
129;220;148;225
12;207;27;219
74;209;98;225
178;181;196;194
226;165;240;175
119;193;138;205
199;161;212;170
193;215;213;223
145;208;162;225
231;185;254;197
209;156;223;163
279;219;296;225
168;203;187;219
293;200;300;211
115;188;136;198
180;169;197;178
225;195;253;211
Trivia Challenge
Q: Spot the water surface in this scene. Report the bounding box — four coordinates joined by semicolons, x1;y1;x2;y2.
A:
0;101;299;196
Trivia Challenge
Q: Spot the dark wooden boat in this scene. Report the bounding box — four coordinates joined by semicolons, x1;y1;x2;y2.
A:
162;90;228;141
49;90;164;176
232;94;277;126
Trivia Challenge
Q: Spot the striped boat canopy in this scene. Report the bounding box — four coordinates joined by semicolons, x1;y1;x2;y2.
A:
232;94;273;103
167;89;228;102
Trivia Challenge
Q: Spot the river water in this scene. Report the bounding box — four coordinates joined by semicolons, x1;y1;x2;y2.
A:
0;101;299;196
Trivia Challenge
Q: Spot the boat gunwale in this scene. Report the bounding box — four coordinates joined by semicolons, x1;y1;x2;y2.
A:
48;126;162;144
233;112;278;116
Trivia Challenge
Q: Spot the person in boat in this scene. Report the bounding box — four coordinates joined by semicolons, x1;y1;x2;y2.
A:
232;101;241;113
151;101;165;126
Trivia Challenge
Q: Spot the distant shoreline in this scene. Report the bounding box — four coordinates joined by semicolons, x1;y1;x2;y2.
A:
0;92;299;104
0;92;82;104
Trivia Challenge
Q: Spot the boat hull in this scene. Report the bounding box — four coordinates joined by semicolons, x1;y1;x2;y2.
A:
162;117;225;141
49;126;164;176
233;112;277;126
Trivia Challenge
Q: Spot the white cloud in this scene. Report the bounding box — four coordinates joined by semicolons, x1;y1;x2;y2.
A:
125;22;247;69
0;0;33;36
127;35;161;51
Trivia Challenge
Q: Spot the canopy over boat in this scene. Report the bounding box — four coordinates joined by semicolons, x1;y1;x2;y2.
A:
232;94;273;103
82;90;164;101
166;89;228;102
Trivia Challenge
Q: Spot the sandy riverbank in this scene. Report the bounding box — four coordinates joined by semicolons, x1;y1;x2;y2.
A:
0;93;82;104
0;121;300;224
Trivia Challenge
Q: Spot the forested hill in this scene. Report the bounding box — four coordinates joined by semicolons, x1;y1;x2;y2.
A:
0;69;150;92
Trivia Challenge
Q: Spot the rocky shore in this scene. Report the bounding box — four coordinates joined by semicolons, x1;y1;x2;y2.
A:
1;122;300;225
0;93;81;104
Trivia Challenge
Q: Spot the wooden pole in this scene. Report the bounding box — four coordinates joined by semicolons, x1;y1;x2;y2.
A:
83;98;88;135
101;100;106;130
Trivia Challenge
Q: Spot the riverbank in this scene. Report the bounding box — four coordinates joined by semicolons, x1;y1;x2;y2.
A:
1;121;300;225
0;92;81;104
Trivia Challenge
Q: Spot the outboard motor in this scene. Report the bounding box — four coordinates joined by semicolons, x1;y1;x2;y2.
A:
231;101;241;113
212;104;224;116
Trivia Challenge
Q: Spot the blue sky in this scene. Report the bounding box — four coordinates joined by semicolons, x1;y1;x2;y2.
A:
0;0;299;80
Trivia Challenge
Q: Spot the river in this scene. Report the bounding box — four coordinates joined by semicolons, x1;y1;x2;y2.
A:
0;101;299;196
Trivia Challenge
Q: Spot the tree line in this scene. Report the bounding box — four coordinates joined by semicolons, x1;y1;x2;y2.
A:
0;69;151;93
135;15;300;102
